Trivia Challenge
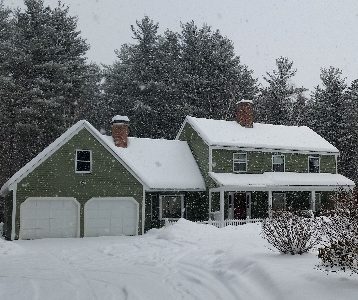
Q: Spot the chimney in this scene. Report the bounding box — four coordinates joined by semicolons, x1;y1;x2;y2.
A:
111;115;129;148
236;99;253;128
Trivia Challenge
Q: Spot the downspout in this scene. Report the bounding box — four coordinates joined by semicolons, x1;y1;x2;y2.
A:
11;184;17;240
142;186;146;235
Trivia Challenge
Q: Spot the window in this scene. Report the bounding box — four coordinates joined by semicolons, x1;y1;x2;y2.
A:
308;156;320;173
75;150;92;173
159;195;184;220
272;193;286;210
272;155;285;172
233;153;247;173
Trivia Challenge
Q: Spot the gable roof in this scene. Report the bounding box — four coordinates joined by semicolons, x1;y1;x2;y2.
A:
1;120;205;195
178;116;339;154
101;136;205;191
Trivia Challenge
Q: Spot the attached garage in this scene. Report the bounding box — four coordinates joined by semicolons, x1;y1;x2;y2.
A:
84;197;139;237
20;197;80;239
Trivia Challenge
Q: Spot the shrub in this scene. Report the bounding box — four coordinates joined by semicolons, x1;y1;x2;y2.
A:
262;211;321;255
318;190;358;273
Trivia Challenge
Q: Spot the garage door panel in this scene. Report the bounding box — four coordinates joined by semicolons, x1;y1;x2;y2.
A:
85;198;138;237
20;198;79;239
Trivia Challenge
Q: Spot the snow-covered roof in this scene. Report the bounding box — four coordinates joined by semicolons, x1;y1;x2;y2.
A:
0;120;205;195
182;116;339;154
101;136;206;191
209;172;355;190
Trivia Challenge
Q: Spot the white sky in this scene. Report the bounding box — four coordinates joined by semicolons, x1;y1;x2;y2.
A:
7;0;358;91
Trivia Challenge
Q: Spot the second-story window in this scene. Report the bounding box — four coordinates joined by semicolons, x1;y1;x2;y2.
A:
75;150;92;173
233;153;247;173
308;156;320;173
272;155;285;172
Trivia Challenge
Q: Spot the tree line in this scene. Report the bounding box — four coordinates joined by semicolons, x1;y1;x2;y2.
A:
1;0;357;191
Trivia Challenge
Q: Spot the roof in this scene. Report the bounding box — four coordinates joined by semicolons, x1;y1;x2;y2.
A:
209;172;355;190
181;116;339;154
0;120;205;195
101;136;206;191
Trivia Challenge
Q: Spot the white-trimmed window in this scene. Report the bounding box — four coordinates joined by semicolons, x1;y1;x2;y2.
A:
272;155;285;172
159;195;184;220
233;153;247;173
75;150;92;173
272;193;286;210
308;156;320;173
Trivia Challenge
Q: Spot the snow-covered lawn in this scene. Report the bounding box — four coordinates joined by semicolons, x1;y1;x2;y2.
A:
0;220;357;300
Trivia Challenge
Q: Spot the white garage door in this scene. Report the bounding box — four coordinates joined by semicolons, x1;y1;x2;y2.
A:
84;197;138;237
20;197;79;239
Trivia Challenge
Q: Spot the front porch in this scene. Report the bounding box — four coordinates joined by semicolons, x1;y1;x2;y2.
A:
208;172;355;225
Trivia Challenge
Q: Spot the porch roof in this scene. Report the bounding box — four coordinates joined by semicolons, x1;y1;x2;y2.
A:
209;172;355;191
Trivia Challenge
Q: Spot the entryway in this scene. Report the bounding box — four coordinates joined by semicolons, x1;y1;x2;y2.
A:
228;192;251;219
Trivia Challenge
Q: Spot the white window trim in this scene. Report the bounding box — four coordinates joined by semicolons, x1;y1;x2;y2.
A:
272;192;287;210
272;154;285;172
75;149;92;174
233;152;247;173
159;194;184;220
308;156;320;173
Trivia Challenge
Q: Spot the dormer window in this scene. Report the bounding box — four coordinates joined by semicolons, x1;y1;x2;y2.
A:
308;156;320;173
233;153;247;173
272;155;285;172
75;150;92;173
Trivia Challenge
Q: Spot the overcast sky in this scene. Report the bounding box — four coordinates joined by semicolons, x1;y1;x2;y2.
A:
8;0;358;91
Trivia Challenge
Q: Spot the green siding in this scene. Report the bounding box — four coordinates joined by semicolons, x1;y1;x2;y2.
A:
178;123;215;188
15;128;143;239
212;149;336;174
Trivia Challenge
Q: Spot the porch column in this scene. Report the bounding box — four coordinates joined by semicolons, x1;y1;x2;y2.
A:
268;191;273;218
208;190;212;218
220;190;225;227
311;191;316;212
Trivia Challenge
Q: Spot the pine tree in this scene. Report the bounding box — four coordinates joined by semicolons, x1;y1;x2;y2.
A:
104;18;258;138
310;67;356;181
9;0;90;165
256;57;306;125
179;21;257;120
0;1;18;183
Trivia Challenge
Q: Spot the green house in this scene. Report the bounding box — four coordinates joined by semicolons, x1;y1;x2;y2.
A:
176;100;354;224
1;101;355;240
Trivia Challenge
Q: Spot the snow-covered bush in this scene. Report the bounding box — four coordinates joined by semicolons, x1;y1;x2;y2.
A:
318;190;358;273
261;211;321;255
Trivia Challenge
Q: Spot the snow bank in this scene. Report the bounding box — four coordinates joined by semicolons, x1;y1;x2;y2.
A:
0;239;22;255
0;220;357;300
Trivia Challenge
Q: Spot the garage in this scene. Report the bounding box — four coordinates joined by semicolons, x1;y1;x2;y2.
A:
20;197;80;239
84;197;138;237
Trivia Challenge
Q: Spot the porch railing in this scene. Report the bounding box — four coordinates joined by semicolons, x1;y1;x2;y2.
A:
164;218;263;228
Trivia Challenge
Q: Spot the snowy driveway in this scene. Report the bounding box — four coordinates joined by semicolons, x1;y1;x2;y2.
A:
0;220;357;300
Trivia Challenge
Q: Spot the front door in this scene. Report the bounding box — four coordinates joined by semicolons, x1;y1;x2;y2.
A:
228;192;251;219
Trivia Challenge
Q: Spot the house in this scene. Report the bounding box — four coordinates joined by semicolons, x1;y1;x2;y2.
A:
1;101;354;240
176;100;354;224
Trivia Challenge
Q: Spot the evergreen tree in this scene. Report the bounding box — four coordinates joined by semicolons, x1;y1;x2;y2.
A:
310;67;356;181
179;22;257;120
5;0;93;170
256;57;306;125
0;1;18;184
104;17;258;139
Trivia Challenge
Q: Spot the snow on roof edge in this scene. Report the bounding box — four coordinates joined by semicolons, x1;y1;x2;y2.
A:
186;116;339;154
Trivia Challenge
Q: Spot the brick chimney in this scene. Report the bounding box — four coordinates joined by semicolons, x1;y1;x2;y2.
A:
111;115;129;148
236;100;253;128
